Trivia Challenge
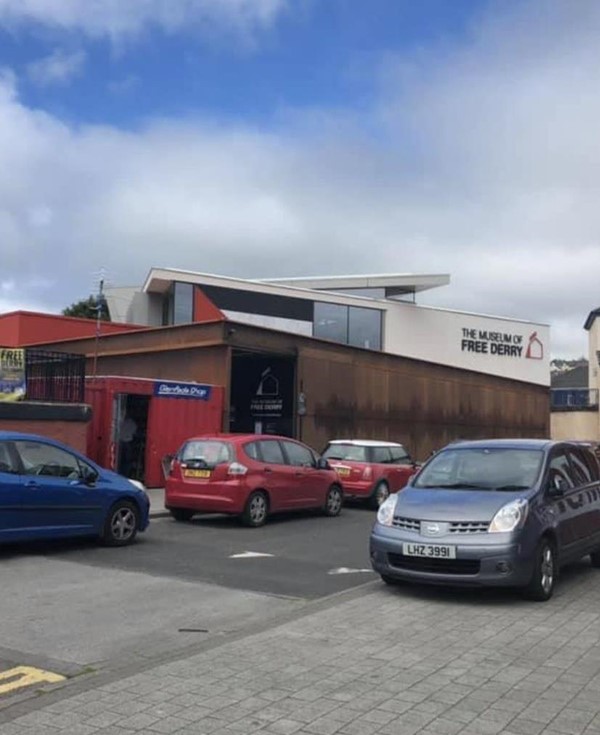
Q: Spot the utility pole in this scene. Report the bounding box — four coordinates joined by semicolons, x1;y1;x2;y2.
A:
92;278;105;380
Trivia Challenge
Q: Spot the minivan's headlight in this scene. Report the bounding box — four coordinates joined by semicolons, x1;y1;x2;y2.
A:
489;499;528;533
377;495;397;527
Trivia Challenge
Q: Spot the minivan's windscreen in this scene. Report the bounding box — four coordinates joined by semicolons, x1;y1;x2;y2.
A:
414;448;544;491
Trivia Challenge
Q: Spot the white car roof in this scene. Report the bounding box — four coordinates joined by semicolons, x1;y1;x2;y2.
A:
328;439;404;448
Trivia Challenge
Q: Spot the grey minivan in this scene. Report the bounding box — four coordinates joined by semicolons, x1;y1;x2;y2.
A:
370;439;600;601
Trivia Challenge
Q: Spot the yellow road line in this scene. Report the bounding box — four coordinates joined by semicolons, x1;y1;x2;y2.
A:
0;666;65;695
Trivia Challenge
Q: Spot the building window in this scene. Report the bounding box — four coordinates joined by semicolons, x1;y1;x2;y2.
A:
348;306;382;350
313;302;382;350
173;282;194;324
162;282;194;325
313;302;348;343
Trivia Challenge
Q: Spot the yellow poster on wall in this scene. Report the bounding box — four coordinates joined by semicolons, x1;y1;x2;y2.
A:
0;348;26;402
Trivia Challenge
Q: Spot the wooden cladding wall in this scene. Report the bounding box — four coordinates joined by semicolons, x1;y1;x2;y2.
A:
82;345;230;387
298;347;549;461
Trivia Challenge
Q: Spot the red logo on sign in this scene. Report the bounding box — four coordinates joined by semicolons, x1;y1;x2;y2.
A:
525;331;544;360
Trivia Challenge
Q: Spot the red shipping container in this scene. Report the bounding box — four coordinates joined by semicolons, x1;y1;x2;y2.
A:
85;376;224;487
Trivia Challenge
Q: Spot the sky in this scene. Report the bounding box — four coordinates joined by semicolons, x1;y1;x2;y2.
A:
0;0;598;358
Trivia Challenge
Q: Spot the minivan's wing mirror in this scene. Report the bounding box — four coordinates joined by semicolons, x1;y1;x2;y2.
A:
317;457;331;470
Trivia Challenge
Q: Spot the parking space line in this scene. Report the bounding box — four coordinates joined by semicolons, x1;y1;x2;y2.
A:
0;666;65;695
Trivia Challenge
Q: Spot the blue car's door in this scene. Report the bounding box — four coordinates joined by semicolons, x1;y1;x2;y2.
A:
0;440;23;538
13;439;105;536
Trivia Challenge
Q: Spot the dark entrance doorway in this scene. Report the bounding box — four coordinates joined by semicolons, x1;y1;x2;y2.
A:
113;393;150;481
230;351;296;437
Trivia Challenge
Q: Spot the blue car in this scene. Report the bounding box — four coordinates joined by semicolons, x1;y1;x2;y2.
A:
371;439;600;601
0;431;150;546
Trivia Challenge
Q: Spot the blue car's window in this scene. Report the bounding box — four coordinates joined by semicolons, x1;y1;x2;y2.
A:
414;448;544;490
14;441;81;480
0;441;18;474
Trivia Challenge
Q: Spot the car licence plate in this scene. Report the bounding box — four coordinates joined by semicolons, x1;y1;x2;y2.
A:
402;543;456;559
184;469;211;478
335;467;351;477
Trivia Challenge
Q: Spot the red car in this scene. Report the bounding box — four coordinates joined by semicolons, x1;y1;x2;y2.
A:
165;434;343;527
322;440;418;508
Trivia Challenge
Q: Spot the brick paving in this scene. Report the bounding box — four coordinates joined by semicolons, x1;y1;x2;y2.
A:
2;564;600;735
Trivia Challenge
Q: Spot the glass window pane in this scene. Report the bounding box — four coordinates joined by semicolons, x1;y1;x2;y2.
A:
322;443;368;462
258;440;286;465
372;446;392;464
313;303;348;344
283;441;314;467
0;441;18;474
348;307;381;350
390;446;412;464
14;441;80;478
173;282;194;325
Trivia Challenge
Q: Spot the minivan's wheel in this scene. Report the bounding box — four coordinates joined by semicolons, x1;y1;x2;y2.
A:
170;508;195;522
242;491;268;527
523;539;556;601
323;485;343;517
102;501;139;547
370;481;390;509
590;549;600;568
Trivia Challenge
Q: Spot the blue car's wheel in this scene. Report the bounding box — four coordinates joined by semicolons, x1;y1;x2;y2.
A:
102;500;139;547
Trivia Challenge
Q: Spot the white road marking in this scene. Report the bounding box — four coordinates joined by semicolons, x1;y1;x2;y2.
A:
229;551;275;559
328;567;374;575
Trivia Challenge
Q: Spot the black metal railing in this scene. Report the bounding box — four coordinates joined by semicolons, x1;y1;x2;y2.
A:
551;387;599;411
25;349;86;403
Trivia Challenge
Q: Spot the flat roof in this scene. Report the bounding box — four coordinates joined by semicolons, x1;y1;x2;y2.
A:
143;267;450;299
260;273;450;295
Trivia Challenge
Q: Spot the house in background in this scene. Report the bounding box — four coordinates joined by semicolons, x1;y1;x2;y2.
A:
551;311;600;442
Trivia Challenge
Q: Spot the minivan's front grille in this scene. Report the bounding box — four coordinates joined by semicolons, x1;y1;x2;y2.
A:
392;516;420;532
388;554;480;576
392;517;489;535
449;521;489;534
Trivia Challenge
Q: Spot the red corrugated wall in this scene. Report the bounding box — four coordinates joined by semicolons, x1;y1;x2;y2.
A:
85;376;224;487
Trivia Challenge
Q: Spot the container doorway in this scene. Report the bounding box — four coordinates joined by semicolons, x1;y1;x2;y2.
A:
113;393;150;481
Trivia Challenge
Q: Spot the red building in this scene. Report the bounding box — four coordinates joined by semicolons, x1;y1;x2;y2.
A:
0;311;145;347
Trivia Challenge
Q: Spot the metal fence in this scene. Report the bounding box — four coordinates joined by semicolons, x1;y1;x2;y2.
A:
25;349;86;403
551;387;599;410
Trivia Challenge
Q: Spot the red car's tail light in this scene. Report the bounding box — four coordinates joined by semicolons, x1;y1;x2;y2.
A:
228;462;248;476
362;466;373;480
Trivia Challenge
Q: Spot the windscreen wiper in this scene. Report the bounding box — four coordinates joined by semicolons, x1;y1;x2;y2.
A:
493;484;530;491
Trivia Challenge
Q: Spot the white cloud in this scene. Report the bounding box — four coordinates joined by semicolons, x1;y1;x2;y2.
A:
27;48;86;86
0;0;599;358
0;0;288;41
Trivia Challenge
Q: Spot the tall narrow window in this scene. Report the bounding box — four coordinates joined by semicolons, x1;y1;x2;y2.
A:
348;306;382;350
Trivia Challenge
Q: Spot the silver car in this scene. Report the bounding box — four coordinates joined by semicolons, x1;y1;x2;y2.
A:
370;439;600;601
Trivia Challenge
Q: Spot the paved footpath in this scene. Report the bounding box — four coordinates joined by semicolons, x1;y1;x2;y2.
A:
2;562;600;735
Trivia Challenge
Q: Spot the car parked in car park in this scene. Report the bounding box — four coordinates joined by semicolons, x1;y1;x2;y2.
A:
322;439;418;508
165;434;343;527
0;431;149;546
370;439;600;601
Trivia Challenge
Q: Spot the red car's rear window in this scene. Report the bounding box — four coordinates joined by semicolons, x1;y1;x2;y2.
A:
180;440;233;466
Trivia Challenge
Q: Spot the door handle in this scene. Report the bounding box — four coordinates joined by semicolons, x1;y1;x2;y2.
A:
263;467;272;474
25;480;40;488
